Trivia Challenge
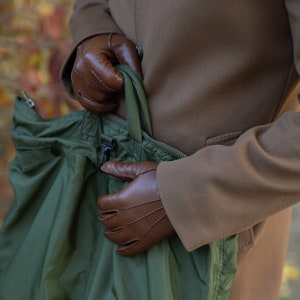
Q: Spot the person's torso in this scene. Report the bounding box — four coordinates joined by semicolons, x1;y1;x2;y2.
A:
110;0;296;154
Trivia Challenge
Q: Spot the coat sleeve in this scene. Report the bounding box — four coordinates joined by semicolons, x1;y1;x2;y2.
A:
60;0;121;96
285;0;300;75
157;1;300;252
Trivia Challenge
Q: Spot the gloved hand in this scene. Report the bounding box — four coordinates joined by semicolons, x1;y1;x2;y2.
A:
98;161;176;256
71;33;143;113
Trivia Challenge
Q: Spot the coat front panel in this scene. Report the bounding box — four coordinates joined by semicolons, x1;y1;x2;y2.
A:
108;0;296;154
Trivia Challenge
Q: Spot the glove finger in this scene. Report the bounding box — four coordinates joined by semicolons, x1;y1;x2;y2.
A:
75;43;124;93
71;64;119;113
98;209;123;230
110;34;143;78
100;161;157;180
73;56;121;94
97;191;120;212
115;46;143;79
88;57;124;92
116;211;175;256
103;227;132;245
98;209;117;222
116;239;146;256
77;91;119;113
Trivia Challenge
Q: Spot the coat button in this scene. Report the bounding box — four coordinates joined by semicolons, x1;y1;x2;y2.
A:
135;44;143;61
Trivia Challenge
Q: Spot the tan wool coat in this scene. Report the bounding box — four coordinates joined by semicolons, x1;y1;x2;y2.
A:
61;1;300;299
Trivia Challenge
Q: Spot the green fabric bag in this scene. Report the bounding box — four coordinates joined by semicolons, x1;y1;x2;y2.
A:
0;65;237;300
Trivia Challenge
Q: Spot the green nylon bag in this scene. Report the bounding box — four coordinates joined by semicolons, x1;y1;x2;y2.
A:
0;65;237;300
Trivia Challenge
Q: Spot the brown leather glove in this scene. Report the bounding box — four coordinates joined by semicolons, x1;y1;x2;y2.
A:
98;161;176;256
71;33;143;113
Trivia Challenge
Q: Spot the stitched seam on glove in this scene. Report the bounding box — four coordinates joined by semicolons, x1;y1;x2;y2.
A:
90;69;119;93
128;206;164;225
123;198;161;210
144;214;168;236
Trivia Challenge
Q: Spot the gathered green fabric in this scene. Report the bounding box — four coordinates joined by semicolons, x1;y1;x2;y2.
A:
0;65;237;300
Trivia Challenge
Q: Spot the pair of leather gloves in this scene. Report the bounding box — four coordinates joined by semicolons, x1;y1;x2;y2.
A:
71;33;175;256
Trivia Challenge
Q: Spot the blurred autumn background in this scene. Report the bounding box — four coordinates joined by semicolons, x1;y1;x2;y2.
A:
0;1;300;299
0;0;81;224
